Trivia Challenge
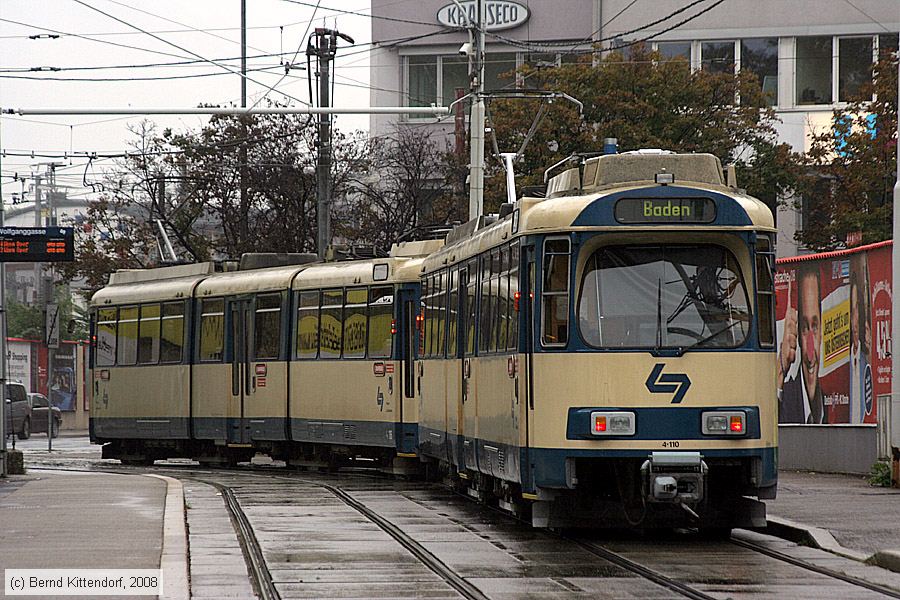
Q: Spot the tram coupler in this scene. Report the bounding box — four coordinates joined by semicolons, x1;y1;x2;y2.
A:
641;451;707;503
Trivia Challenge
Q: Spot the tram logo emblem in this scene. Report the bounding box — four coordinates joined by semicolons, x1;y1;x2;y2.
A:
645;364;691;404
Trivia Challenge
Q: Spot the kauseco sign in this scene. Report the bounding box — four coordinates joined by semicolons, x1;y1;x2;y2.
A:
437;1;530;31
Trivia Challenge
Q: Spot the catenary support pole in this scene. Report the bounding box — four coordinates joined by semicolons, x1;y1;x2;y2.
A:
467;0;486;221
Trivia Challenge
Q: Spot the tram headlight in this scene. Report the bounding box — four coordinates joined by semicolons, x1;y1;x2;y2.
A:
590;411;635;436
702;411;746;436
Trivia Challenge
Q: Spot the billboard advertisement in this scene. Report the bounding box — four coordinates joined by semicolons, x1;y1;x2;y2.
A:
776;241;891;424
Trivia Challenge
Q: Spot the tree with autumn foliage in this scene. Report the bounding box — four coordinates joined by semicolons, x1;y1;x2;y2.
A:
793;53;897;250
485;44;800;214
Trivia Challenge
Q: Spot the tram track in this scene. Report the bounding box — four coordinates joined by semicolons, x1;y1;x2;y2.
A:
730;535;900;599
564;535;718;600
188;478;281;600
27;461;900;599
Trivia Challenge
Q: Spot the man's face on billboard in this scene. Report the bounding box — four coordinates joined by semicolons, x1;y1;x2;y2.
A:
798;271;821;399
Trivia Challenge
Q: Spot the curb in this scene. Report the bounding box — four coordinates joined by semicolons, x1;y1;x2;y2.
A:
760;515;900;571
145;474;190;600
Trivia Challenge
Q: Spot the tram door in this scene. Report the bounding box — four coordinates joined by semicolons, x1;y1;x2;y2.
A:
227;297;252;445
522;246;536;491
458;259;477;469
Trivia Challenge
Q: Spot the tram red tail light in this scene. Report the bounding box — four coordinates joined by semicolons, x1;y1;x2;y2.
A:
514;291;521;312
701;411;747;436
590;411;635;436
390;319;397;335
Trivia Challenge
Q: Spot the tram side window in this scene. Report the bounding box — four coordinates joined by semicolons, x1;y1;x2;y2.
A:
465;260;478;356
542;237;571;346
320;289;343;358
435;271;446;358
422;276;432;358
508;242;520;351
369;286;393;358
296;291;320;359
479;253;493;353
497;246;509;352
343;288;368;359
447;269;459;357
160;302;184;363
138;303;161;364
97;308;117;367
199;299;225;362
117;306;139;365
756;236;775;347
254;293;282;360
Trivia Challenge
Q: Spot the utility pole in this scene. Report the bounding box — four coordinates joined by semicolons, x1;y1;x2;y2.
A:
307;28;354;259
33;175;42;304
467;0;487;221
239;0;249;251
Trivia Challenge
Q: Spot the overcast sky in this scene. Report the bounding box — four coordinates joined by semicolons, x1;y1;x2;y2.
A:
0;0;380;206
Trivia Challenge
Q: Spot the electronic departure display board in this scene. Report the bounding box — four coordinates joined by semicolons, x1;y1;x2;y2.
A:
614;197;717;224
0;227;75;262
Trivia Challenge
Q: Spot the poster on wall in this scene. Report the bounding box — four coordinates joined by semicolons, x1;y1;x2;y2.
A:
51;343;77;412
6;340;32;391
775;242;891;424
868;245;892;417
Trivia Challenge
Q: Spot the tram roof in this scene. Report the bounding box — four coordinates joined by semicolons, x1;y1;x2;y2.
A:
423;181;774;273
92;271;212;306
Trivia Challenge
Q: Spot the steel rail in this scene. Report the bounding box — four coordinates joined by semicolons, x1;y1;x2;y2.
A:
316;481;490;600
564;536;718;600
731;536;900;599
192;479;282;600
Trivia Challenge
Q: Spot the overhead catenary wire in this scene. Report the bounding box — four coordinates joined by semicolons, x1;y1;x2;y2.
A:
487;0;714;52
68;0;311;106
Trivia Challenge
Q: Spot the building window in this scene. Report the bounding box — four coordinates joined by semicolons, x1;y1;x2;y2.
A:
701;41;735;73
796;36;833;105
408;55;437;108
655;41;691;61
878;34;898;60
741;38;778;105
838;37;873;102
441;55;469;108
407;52;518;117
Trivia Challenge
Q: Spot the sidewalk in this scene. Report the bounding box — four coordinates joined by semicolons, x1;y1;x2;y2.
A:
0;470;188;599
764;470;900;569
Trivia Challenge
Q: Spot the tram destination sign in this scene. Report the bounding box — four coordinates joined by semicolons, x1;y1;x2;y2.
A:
0;226;75;262
614;197;717;224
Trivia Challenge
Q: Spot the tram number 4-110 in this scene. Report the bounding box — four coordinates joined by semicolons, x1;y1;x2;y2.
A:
661;441;681;448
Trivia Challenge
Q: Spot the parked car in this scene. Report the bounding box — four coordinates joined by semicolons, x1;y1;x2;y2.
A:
5;382;31;440
28;393;61;438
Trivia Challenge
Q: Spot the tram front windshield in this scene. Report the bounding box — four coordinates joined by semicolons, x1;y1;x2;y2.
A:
578;245;750;350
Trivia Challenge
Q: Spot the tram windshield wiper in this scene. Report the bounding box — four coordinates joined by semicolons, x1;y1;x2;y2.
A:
678;320;742;355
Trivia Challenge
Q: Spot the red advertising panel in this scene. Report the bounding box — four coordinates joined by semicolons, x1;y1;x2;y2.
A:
776;241;891;424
